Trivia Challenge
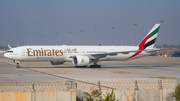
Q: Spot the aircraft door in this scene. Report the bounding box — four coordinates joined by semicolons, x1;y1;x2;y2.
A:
110;49;113;52
21;49;25;56
80;49;85;53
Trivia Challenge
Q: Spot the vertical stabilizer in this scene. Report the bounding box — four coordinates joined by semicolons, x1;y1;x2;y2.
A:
128;24;160;59
138;24;160;50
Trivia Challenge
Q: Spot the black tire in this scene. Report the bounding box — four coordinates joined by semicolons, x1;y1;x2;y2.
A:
90;65;94;68
90;65;101;68
90;65;92;68
16;65;20;69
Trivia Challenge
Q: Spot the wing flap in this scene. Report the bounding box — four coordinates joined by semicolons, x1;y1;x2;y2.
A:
68;50;146;60
145;48;161;53
88;50;142;59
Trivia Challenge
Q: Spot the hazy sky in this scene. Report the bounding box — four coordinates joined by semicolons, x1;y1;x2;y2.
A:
0;0;180;46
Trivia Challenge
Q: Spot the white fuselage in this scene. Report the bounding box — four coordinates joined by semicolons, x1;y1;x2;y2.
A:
3;24;160;67
4;45;150;62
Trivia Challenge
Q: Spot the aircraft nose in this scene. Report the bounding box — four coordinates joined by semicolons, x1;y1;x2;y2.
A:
4;53;12;59
4;53;7;58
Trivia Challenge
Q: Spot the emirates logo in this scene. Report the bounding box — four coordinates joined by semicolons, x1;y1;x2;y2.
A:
81;58;85;63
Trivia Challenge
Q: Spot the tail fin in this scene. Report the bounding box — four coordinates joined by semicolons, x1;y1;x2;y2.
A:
127;24;160;59
138;24;160;50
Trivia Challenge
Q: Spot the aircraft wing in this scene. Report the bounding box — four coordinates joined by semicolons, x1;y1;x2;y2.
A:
89;48;163;59
68;49;161;60
8;45;12;49
87;50;142;59
145;48;161;53
68;50;142;59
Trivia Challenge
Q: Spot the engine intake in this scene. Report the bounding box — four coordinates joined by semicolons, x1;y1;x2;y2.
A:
73;56;90;66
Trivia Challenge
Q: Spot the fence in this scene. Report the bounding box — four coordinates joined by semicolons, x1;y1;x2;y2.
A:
0;79;179;92
0;79;179;101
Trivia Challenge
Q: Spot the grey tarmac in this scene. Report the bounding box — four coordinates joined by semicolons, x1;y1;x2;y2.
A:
0;53;180;83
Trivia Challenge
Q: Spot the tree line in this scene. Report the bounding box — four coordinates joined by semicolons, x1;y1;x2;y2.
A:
155;44;180;48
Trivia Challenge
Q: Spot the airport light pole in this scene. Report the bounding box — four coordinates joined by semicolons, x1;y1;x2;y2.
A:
31;38;33;45
160;21;164;56
95;29;97;45
69;32;71;45
56;33;58;45
111;27;114;45
27;38;29;45
134;24;137;45
81;30;83;45
36;37;37;45
42;34;44;45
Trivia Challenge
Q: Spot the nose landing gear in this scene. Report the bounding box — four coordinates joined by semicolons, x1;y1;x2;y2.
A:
16;63;20;69
14;60;20;69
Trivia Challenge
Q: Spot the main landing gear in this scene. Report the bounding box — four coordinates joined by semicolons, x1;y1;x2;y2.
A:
14;60;20;69
16;63;20;69
90;65;101;68
90;60;101;68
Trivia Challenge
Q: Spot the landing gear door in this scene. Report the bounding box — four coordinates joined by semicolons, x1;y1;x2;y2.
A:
21;49;25;56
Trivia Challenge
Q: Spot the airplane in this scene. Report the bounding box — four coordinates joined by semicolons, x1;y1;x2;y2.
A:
4;24;160;68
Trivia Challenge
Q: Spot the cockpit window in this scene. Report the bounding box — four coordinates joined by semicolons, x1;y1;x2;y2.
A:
7;51;13;53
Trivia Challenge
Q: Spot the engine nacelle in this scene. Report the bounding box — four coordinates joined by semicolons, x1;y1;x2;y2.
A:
73;56;90;66
49;61;65;65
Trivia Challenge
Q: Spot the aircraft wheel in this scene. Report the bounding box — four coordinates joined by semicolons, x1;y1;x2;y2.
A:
90;65;101;68
16;65;20;69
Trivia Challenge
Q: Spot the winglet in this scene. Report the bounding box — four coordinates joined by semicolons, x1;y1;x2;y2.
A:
8;45;12;49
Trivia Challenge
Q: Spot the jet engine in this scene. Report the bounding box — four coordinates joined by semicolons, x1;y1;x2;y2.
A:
73;56;90;66
49;61;65;65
